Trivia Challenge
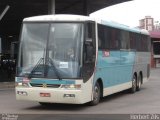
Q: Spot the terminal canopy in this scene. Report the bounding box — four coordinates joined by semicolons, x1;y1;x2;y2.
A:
55;0;132;15
0;0;131;39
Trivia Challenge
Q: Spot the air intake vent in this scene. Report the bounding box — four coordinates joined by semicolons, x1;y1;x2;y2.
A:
30;83;60;88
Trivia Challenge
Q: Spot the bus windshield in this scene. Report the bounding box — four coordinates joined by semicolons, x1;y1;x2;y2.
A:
17;22;84;79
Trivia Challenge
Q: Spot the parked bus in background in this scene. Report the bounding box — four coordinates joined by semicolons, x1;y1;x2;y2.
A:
15;15;151;106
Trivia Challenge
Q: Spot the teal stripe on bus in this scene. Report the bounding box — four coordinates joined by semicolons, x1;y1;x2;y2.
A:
30;79;75;84
15;77;75;84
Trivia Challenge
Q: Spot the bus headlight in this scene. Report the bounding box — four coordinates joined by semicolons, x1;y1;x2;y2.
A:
61;84;81;89
16;77;30;87
16;82;30;87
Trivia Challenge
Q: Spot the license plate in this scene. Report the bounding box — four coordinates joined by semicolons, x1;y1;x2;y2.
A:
40;93;51;97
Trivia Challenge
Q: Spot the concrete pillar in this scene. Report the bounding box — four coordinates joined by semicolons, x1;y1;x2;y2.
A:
83;0;91;16
48;0;55;14
0;37;1;54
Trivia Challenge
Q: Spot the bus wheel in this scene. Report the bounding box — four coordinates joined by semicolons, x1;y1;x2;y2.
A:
136;74;142;91
130;74;137;93
89;82;100;106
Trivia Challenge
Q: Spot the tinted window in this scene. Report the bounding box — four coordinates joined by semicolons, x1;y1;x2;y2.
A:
98;24;150;52
130;32;136;50
120;30;130;49
98;24;120;50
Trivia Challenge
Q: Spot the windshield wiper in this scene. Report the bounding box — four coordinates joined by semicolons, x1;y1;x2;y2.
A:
25;44;62;80
26;57;61;80
48;58;61;80
27;57;45;78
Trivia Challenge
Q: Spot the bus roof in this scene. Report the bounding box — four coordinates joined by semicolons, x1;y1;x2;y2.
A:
23;14;93;22
23;14;149;35
100;20;149;35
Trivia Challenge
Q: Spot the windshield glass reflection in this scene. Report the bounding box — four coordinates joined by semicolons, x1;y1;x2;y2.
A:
18;23;83;79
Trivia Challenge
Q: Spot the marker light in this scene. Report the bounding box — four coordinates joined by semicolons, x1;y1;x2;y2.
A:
17;91;28;96
64;94;75;97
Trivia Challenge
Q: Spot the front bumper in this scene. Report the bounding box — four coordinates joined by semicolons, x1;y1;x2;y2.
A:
16;87;87;104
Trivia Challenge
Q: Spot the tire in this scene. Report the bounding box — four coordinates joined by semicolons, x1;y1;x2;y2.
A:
89;82;101;106
136;74;142;91
130;74;137;93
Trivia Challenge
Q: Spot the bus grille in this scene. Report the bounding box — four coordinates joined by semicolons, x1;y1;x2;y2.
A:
30;83;61;88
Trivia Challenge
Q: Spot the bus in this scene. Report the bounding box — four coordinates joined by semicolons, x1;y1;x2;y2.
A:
15;15;151;105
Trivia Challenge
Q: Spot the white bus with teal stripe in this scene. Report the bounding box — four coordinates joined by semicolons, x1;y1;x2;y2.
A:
16;15;151;105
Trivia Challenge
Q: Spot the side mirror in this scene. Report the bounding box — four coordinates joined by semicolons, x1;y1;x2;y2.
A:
86;45;93;62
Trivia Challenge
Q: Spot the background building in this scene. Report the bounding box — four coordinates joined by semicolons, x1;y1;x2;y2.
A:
139;16;160;68
150;31;160;68
139;16;154;31
154;21;160;30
